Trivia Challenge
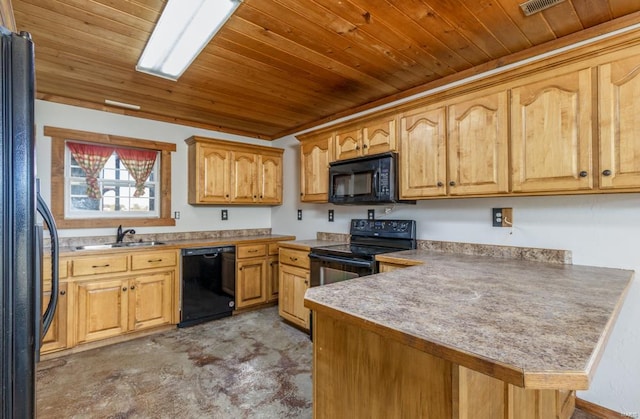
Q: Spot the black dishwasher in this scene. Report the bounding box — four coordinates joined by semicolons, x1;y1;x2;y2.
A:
179;246;236;327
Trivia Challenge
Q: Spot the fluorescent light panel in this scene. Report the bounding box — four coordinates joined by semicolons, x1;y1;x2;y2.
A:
104;99;141;110
136;0;242;81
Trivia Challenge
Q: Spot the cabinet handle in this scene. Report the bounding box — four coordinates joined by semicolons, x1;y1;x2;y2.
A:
437;181;443;187
249;249;259;253
290;257;298;261
92;264;110;268
239;267;243;271
60;290;66;296
602;169;612;176
579;171;588;178
300;192;303;196
130;285;135;290
304;280;309;286
254;195;257;198
355;145;360;150
362;144;368;149
260;195;263;198
147;258;163;263
122;287;127;291
225;194;229;198
449;181;456;186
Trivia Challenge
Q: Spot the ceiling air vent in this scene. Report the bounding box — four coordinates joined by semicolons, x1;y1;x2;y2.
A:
519;0;566;16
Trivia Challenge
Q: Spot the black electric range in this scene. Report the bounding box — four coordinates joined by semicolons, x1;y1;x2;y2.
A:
309;219;416;286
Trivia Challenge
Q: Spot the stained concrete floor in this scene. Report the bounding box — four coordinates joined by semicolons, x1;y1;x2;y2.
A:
36;306;599;418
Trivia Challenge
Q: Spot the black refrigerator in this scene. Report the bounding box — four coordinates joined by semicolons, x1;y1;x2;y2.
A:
1;28;59;417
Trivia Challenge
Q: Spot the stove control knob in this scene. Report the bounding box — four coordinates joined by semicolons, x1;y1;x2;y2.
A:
356;220;367;229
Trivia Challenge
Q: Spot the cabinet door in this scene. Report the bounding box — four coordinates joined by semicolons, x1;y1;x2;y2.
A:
195;144;231;203
300;134;333;202
129;272;173;331
76;278;128;344
447;91;509;195
258;154;282;204
511;69;593;192
231;151;258;203
40;282;68;354
599;53;640;189
335;126;362;160
278;264;310;329
267;255;279;302
236;258;267;308
362;116;397;155
399;105;447;198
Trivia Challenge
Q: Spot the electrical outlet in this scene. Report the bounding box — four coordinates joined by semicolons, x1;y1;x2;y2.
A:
174;211;180;220
221;209;228;220
328;209;334;222
492;208;513;227
297;209;302;221
367;209;375;220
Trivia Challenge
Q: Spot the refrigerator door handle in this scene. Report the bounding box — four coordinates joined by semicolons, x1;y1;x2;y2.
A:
37;193;59;338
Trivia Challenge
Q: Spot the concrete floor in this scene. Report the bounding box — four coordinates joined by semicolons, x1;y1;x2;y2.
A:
36;306;599;418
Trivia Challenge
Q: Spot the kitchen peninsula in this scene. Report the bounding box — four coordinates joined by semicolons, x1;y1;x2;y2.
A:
304;251;633;418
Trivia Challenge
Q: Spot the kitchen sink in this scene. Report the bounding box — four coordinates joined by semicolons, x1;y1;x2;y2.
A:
73;241;166;251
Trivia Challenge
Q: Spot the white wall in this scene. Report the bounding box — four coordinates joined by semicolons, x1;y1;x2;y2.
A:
271;138;640;414
35;100;275;238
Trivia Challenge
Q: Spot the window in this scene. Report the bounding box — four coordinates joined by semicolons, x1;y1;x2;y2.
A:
45;126;176;229
66;143;160;218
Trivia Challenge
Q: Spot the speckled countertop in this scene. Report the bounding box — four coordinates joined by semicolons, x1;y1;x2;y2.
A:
305;250;634;390
58;234;296;256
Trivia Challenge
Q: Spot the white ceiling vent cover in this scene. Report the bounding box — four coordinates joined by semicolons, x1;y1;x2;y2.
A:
519;0;566;16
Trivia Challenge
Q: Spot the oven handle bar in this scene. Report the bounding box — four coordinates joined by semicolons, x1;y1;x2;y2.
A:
308;253;375;268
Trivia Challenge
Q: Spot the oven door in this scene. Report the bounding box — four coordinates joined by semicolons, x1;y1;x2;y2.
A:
309;253;375;287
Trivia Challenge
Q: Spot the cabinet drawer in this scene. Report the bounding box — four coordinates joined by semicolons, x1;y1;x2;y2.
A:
131;250;177;271
237;244;267;259
71;255;128;276
268;242;279;255
43;258;68;280
279;248;309;269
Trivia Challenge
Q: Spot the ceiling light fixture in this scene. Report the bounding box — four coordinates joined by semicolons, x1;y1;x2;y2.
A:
136;0;242;81
104;99;141;110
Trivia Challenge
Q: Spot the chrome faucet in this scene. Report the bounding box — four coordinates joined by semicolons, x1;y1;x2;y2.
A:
116;225;136;243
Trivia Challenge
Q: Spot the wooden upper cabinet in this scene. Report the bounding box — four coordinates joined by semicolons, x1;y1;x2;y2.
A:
258;153;283;204
335;127;361;161
186;136;283;205
599;52;640;189
230;151;258;203
447;90;509;195
399;105;447;198
299;132;334;202
363;116;397;155
334;115;397;161
510;68;594;193
188;141;231;203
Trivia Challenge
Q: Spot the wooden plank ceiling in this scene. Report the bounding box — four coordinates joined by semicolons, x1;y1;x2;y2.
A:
12;0;640;139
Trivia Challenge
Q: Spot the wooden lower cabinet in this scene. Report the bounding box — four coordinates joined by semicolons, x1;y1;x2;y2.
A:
267;255;279;302
313;312;576;419
236;258;268;308
279;264;310;329
76;278;129;344
40;282;68;353
129;272;173;331
75;272;173;345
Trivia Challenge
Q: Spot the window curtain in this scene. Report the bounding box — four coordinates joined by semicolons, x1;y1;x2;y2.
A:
116;148;158;197
66;142;115;198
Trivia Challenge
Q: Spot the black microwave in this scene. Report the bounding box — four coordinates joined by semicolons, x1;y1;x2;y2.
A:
328;152;414;205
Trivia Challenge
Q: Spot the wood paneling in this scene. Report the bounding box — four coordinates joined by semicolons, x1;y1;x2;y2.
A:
11;0;640;139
